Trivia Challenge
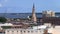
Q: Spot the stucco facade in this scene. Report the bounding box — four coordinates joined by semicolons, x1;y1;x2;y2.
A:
5;29;45;34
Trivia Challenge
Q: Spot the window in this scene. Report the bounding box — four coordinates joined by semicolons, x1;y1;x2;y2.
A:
28;31;30;33
24;31;26;33
7;31;9;32
17;31;18;32
35;31;37;32
12;31;14;32
12;31;14;34
21;30;22;32
40;31;41;32
31;31;33;32
48;33;52;34
17;31;18;34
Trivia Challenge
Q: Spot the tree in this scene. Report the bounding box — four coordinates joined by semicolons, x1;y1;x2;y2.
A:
1;26;11;29
28;16;32;21
0;17;7;23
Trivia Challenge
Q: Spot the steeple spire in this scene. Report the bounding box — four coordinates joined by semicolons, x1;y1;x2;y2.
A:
32;3;37;23
32;3;35;14
33;3;35;9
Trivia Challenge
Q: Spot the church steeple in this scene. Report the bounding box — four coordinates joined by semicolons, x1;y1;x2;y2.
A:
32;3;35;14
32;3;37;23
33;3;35;9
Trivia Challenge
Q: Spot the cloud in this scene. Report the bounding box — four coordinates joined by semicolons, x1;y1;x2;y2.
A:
0;4;2;7
5;0;8;2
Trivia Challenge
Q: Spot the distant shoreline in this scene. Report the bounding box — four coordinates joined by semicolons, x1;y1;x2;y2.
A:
0;12;60;13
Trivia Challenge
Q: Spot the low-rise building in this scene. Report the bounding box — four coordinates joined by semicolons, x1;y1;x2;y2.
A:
5;25;47;34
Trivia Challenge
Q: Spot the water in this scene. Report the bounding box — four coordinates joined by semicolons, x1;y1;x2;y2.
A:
0;13;42;18
0;13;60;18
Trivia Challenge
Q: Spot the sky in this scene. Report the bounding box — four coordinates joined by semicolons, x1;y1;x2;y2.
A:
0;0;60;13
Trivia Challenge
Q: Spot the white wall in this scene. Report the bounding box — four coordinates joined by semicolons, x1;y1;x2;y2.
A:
5;29;45;34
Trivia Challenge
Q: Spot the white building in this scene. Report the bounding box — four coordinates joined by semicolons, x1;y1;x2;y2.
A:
42;10;55;17
0;23;13;26
0;23;13;30
5;25;47;34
